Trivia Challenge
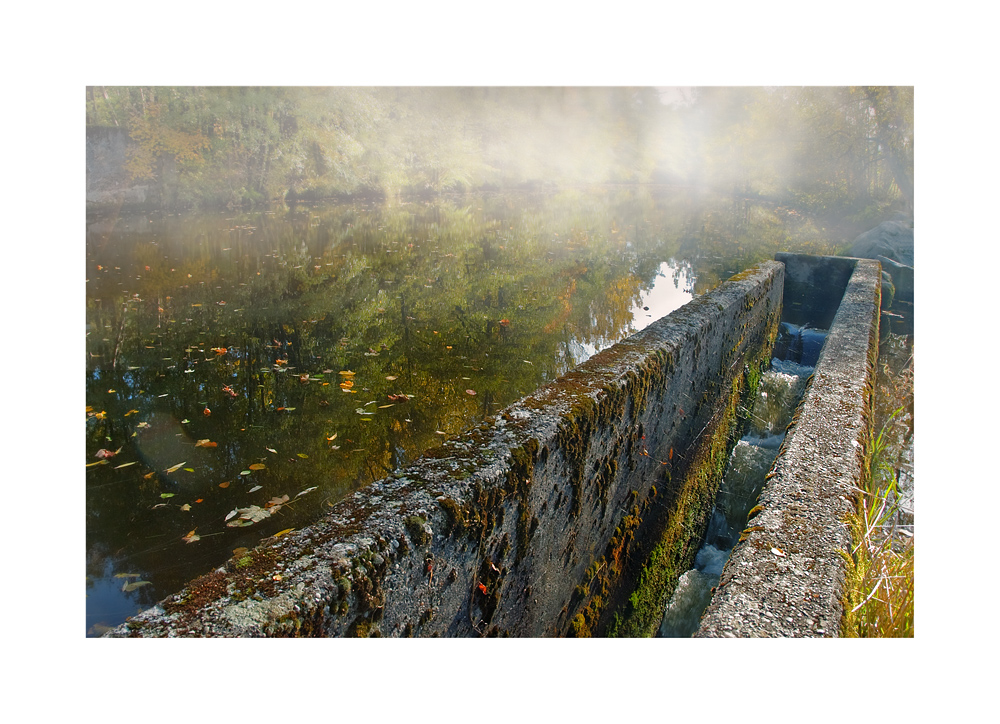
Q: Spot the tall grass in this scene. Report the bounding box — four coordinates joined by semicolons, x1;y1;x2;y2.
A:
841;346;915;637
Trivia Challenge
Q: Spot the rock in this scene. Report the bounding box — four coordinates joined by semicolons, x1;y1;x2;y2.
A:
849;220;914;267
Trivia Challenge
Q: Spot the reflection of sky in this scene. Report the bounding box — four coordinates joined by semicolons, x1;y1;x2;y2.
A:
630;260;694;333
564;261;694;369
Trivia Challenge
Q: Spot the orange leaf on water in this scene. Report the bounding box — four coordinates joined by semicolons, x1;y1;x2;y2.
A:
248;463;266;471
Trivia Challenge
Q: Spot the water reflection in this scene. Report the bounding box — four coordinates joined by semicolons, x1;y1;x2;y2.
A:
85;188;838;635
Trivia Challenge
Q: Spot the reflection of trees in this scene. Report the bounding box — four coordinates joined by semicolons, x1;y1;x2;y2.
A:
86;188;845;617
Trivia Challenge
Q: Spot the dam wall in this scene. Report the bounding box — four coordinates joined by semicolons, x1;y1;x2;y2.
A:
695;258;882;637
107;261;784;637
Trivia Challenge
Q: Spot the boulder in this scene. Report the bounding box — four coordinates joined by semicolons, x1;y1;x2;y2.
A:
849;220;914;267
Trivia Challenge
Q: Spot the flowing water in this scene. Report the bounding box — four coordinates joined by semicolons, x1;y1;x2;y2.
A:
85;188;841;636
658;325;823;637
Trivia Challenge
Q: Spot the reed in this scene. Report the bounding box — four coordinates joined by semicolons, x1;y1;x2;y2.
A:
841;347;915;638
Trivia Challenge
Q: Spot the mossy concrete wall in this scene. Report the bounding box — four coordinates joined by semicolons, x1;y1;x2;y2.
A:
695;259;882;637
106;261;783;638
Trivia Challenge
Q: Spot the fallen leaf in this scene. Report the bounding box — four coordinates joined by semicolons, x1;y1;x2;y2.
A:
122;580;152;592
338;370;355;377
160;493;175;499
86;460;108;468
296;486;318;497
465;389;476;396
385;375;397;381
326;434;337;442
113;573;141;579
182;530;200;543
771;547;786;557
180;503;192;511
164;461;187;473
477;582;488;595
194;439;218;448
218;481;230;488
183;468;195;472
266;447;277;454
144;471;156;479
272;528;295;538
296;453;308;459
240;470;253;476
248;485;262;493
203;407;211;416
124;409;139;417
248;463;266;471
95;448;119;459
225;509;238;521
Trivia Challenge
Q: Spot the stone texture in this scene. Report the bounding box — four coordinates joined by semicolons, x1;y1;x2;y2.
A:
694;259;882;638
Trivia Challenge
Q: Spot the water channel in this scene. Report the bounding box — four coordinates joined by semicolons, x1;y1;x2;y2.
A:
658;322;826;637
85;187;842;636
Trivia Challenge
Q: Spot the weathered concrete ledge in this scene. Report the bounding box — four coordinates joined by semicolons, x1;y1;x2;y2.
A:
106;262;783;637
694;258;882;638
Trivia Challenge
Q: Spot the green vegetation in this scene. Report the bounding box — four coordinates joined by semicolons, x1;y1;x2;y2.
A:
841;344;914;637
87;86;912;217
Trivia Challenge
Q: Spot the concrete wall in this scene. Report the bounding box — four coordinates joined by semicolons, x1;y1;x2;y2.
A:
107;261;784;638
695;258;882;637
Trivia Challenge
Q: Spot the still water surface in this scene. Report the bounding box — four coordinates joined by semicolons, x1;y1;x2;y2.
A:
85;188;839;636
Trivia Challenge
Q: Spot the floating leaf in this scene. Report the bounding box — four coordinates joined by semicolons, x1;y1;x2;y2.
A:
114;573;141;579
181;419;190;424
219;481;230;489
226;505;271;527
225;509;238;522
378;404;394;409
326;434;337;442
771;547;786;557
143;471;156;479
180;503;192;511
183;468;195;473
114;461;137;469
160;493;175;499
296;453;308;459
122;580;152;592
272;528;295;539
465;389;477;396
95;448;119;460
182;530;200;543
164;462;187;473
385;375;397;381
296;486;318;497
240;470;253;476
248;463;266;471
86;460;108;468
338;370;356;377
265;495;290;512
248;485;262;493
124;409;139;417
266;447;278;454
194;439;218;448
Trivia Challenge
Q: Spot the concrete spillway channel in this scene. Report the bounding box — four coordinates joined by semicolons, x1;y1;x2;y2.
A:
106;255;881;638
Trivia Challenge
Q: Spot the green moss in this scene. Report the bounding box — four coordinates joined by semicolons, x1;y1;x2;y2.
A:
438;497;466;534
404;515;430;546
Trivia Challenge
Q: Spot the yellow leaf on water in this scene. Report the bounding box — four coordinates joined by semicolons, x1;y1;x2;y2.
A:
86;460;108;468
272;528;295;539
164;462;187;473
122;580;152;592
